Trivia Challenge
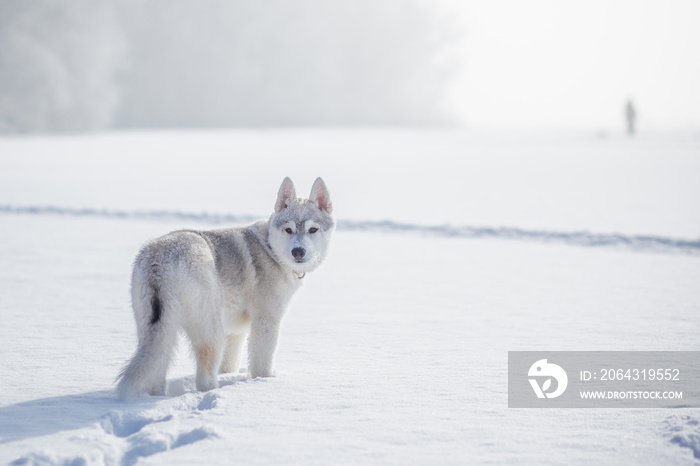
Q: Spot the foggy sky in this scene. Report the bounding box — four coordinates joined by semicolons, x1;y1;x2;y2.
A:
1;0;698;133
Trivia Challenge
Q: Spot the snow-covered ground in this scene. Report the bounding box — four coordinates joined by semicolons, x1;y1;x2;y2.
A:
0;129;699;464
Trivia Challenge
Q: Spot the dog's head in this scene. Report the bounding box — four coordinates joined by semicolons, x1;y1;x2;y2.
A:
268;177;335;274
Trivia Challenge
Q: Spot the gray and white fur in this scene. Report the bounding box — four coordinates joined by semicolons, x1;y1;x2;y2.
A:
116;177;334;400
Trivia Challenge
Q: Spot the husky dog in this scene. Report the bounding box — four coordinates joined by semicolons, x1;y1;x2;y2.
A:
116;177;334;400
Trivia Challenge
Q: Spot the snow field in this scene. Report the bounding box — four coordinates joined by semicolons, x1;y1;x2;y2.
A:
1;129;699;464
1;128;699;238
0;212;699;464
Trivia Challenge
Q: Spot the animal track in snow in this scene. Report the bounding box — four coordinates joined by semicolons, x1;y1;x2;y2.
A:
99;391;223;464
10;390;225;466
197;392;220;411
121;426;218;466
100;410;174;438
666;415;700;459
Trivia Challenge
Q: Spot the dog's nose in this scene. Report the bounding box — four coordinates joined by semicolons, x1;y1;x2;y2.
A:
292;247;306;260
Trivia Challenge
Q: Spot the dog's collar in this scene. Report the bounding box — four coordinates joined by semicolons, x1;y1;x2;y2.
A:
294;271;306;279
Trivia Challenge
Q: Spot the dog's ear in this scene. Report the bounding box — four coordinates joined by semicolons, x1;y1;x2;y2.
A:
275;177;297;213
310;177;332;214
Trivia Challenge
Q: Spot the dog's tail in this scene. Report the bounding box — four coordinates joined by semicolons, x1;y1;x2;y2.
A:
116;285;176;400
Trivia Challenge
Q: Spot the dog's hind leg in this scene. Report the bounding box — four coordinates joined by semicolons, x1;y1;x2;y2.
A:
219;333;247;374
193;342;223;392
187;312;225;392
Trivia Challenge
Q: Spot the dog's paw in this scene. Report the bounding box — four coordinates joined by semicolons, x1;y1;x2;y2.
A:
249;368;277;379
195;377;220;392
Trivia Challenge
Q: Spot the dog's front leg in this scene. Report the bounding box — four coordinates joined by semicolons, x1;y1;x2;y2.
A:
248;316;281;378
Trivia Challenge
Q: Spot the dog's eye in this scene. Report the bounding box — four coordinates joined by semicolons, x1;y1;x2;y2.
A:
285;228;294;234
308;227;318;234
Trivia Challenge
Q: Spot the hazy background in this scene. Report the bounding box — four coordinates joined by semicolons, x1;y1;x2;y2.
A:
2;4;700;463
0;0;699;133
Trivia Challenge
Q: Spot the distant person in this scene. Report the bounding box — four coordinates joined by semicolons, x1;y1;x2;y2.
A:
625;100;637;136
